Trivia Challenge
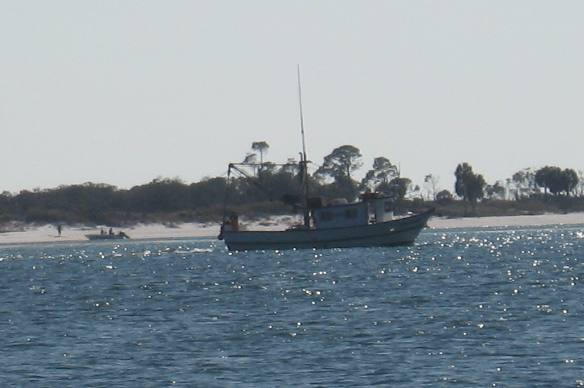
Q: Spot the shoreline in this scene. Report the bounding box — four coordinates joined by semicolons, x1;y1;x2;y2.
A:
0;212;583;246
428;212;584;230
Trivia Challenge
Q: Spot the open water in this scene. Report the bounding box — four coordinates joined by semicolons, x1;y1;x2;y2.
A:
1;225;584;387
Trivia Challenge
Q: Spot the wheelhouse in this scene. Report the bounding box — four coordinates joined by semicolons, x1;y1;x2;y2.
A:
313;202;368;229
311;194;395;229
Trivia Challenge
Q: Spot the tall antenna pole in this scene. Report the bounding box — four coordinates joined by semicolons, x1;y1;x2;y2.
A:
297;65;310;228
297;65;307;162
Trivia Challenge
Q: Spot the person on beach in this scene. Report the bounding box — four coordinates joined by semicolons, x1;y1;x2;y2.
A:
57;224;62;236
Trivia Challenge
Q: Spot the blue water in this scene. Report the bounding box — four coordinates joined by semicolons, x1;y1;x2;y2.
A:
1;226;584;387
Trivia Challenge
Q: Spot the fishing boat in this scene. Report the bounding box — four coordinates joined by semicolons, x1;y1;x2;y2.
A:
219;196;433;251
218;68;433;251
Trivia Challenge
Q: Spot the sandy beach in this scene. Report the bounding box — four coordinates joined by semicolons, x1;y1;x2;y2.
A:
0;213;583;246
428;212;584;230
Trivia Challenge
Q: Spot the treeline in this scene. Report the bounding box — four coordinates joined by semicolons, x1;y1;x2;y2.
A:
1;142;584;225
0;178;230;225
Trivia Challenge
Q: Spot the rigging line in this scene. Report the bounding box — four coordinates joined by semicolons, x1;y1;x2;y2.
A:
297;65;311;228
229;164;274;200
229;162;298;168
297;65;307;162
221;166;232;221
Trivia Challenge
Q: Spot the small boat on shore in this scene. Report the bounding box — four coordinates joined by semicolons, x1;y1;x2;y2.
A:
85;230;130;241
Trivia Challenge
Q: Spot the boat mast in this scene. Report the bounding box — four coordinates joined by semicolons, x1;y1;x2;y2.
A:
297;65;310;228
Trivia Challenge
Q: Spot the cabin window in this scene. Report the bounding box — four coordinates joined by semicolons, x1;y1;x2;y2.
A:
344;208;358;219
320;211;334;221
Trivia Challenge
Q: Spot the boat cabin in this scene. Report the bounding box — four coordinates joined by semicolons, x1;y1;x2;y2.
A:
312;194;394;229
313;202;368;229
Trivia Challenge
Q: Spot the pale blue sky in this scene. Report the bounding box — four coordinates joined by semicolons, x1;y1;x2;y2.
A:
1;1;583;192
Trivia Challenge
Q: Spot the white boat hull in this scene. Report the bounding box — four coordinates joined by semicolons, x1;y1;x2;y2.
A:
220;209;433;251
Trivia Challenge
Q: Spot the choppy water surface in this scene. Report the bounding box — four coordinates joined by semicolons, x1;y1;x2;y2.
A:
1;226;584;386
